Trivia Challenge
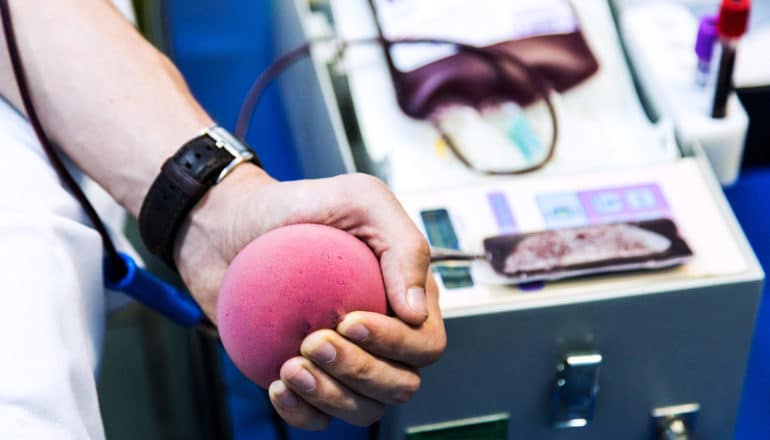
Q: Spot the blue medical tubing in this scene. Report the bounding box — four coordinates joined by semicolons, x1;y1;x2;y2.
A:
104;253;205;327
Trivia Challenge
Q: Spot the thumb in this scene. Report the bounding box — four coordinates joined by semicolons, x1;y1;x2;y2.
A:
378;238;431;326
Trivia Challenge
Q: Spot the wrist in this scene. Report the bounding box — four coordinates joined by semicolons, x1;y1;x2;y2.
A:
137;124;264;266
173;163;276;316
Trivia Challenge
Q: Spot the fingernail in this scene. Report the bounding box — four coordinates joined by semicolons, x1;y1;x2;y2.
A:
342;323;370;342
310;342;336;365
270;381;298;408
407;287;428;317
289;367;317;393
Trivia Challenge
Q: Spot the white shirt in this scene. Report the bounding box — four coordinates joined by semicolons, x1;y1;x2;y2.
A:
0;3;163;437
0;98;135;438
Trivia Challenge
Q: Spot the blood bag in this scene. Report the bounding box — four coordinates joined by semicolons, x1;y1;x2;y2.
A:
433;219;694;285
369;0;600;118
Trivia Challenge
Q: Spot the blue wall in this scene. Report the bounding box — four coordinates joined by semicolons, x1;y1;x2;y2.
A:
164;0;301;181
725;171;770;440
164;2;367;438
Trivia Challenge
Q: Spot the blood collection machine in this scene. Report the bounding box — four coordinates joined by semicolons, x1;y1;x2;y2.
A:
272;0;763;437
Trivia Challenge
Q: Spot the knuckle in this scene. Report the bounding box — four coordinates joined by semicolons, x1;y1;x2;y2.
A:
314;383;348;411
349;173;387;191
410;237;432;264
434;330;448;355
390;333;411;360
392;374;421;405
416;334;447;367
350;356;375;380
429;333;448;361
334;177;377;214
406;373;422;395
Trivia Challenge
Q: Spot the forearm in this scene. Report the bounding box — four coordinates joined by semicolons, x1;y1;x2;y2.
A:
0;4;444;427
0;0;258;216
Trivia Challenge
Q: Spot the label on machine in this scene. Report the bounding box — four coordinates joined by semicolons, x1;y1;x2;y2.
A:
406;413;509;440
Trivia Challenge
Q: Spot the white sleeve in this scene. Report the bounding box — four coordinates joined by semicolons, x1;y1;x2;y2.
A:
0;100;107;440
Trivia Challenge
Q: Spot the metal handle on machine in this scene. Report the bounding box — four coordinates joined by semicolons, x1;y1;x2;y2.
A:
652;403;700;440
550;351;602;428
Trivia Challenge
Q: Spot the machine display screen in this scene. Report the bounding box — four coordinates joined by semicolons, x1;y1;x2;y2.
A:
420;209;474;289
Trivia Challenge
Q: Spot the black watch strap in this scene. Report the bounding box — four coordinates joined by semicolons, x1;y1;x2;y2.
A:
139;126;260;267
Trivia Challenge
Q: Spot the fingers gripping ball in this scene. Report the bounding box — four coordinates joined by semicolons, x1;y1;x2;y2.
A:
217;224;388;389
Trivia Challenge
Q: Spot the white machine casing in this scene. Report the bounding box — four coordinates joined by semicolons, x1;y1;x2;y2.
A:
273;0;763;438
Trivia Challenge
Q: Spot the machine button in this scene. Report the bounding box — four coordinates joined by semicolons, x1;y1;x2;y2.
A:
591;192;624;214
538;193;588;228
625;188;658;210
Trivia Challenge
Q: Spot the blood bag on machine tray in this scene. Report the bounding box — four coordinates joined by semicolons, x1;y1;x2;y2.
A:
477;218;694;284
399;158;749;311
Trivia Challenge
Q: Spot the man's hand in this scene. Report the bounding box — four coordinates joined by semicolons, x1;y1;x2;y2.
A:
0;0;444;432
175;165;447;429
269;275;443;429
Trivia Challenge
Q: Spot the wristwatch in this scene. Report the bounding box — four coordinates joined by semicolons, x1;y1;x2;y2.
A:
139;125;262;267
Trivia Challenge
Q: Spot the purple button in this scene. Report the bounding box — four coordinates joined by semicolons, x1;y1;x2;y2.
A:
488;192;517;233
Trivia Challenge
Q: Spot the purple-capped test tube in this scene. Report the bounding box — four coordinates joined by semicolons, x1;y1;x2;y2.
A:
695;15;718;87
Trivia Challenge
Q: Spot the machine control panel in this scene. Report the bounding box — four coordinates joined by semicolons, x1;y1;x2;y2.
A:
537;183;669;228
